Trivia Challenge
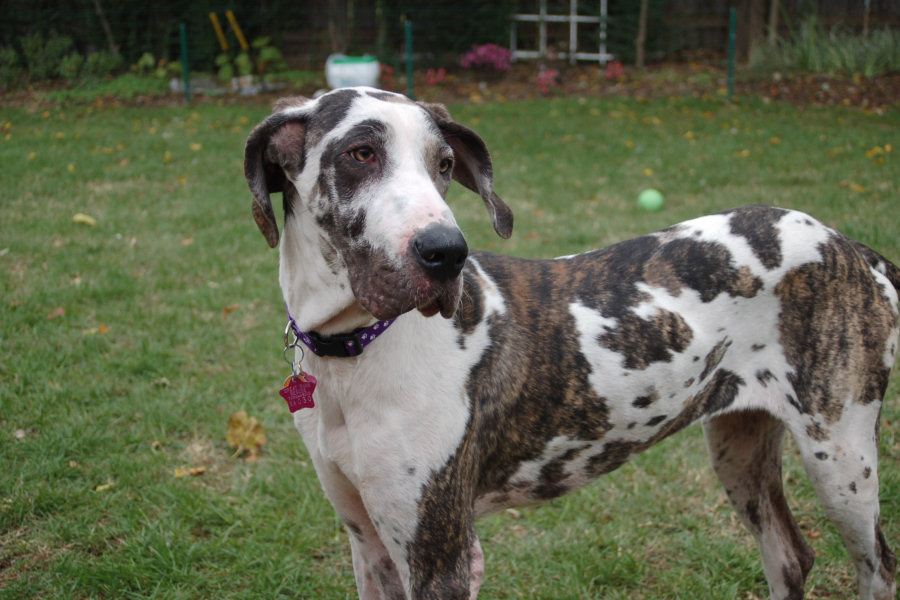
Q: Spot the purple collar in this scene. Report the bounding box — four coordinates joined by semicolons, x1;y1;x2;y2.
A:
286;306;395;358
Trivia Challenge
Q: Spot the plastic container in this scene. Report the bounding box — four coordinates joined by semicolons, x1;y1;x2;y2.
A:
325;54;380;89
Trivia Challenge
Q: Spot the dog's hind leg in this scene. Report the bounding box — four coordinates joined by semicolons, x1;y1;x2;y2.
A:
787;405;897;600
703;409;815;599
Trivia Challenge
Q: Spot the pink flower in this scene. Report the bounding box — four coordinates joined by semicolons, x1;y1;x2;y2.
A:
460;44;512;73
605;61;623;80
536;66;558;94
426;67;447;86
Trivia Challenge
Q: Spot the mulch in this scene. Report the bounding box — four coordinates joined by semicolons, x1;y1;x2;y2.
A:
3;61;898;111
405;62;900;112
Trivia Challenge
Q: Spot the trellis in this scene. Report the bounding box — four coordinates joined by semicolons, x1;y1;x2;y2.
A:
510;0;614;64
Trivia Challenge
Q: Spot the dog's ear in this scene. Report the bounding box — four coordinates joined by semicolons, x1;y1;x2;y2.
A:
243;101;310;248
420;102;514;239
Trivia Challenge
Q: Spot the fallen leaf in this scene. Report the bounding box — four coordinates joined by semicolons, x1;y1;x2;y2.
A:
189;142;202;151
222;303;240;317
82;324;109;335
226;411;266;459
47;306;65;320
72;213;97;226
180;237;194;246
174;466;207;478
94;481;114;492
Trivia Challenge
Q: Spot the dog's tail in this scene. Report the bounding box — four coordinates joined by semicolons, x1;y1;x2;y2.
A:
854;241;900;293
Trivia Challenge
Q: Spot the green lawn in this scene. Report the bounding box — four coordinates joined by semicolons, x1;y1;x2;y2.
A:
1;94;898;599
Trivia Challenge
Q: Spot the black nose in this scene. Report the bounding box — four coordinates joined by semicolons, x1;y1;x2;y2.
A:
411;224;468;281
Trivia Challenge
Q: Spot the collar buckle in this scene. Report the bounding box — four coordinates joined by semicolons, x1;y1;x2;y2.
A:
306;330;364;358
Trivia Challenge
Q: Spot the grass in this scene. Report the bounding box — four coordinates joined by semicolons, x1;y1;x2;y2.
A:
1;93;898;599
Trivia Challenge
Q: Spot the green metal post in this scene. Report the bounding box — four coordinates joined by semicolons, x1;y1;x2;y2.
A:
727;7;736;101
404;19;414;100
180;23;191;104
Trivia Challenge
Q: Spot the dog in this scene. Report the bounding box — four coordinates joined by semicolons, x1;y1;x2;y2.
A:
243;87;899;600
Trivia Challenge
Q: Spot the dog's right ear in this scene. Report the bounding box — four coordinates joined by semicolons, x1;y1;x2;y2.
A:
243;101;310;248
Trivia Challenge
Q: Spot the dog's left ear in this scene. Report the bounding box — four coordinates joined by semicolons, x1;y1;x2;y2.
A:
244;103;309;248
420;103;514;239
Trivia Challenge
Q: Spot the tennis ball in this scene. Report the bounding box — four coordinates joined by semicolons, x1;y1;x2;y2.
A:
637;188;664;211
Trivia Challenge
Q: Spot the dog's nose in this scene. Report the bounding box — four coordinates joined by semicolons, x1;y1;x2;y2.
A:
412;224;469;281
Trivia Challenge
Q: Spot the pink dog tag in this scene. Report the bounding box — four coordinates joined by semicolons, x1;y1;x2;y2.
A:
280;373;317;412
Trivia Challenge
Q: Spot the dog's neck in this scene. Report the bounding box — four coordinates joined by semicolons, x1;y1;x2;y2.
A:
279;213;377;336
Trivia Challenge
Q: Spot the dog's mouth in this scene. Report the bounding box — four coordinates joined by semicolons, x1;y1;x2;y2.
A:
417;296;442;318
351;271;463;321
416;285;460;319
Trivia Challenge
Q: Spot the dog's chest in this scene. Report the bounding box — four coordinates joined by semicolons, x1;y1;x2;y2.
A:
293;316;492;492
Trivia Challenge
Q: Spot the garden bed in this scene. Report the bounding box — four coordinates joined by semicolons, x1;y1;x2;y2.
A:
3;61;899;112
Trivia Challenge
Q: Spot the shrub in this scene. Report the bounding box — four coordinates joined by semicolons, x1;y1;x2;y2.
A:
134;52;156;76
82;50;123;78
216;38;286;83
19;31;74;80
252;37;287;77
751;15;900;78
0;46;23;89
59;52;84;81
460;43;512;73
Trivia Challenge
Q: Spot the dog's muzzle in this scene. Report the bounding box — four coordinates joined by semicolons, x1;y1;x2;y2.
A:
409;223;468;319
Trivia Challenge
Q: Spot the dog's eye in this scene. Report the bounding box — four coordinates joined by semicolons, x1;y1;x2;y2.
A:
350;147;376;164
439;158;453;174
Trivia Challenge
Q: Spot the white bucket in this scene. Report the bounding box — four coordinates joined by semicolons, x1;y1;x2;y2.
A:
325;54;380;89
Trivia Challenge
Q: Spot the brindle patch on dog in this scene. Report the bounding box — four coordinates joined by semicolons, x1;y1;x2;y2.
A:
723;204;787;270
412;226;774;565
776;234;898;423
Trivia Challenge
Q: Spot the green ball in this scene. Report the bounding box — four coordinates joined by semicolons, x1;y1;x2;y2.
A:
637;188;664;211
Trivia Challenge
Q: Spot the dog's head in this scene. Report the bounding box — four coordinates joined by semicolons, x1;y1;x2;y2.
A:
244;88;513;320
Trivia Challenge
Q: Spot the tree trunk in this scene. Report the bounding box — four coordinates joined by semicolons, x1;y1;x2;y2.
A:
92;0;120;59
635;0;649;69
736;0;766;63
328;0;349;54
768;0;780;46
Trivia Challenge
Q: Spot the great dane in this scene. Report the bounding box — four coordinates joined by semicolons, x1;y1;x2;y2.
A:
243;87;898;599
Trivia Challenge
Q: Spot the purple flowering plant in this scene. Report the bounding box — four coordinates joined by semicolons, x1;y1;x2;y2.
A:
460;43;512;73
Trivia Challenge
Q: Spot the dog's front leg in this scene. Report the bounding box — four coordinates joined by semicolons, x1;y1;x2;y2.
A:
405;504;483;600
324;471;408;599
305;447;407;599
348;521;407;600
